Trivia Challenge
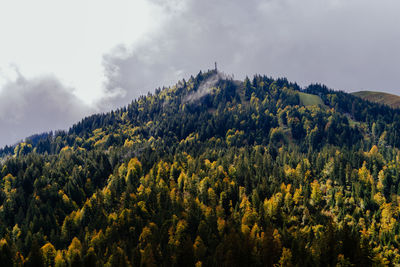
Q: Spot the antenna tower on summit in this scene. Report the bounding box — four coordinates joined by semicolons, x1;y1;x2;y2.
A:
215;62;217;72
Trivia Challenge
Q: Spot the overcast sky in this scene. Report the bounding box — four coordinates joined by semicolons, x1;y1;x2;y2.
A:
0;0;399;147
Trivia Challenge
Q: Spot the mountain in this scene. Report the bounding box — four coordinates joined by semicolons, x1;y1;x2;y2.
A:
1;70;400;266
352;90;400;109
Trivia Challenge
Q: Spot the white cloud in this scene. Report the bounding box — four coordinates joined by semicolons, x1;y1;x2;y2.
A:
0;70;93;146
0;0;161;104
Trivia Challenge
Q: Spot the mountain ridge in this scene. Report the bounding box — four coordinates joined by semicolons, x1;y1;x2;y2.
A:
3;73;400;155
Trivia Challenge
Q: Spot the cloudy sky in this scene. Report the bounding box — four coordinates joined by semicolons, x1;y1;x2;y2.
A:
0;0;399;147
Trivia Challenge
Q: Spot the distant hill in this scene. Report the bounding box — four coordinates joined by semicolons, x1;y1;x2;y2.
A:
352;91;400;109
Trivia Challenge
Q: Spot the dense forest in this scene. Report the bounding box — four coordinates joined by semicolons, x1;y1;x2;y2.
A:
1;69;400;266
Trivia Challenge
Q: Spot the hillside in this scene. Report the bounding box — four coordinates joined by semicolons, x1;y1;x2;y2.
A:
353;90;400;109
1;70;400;266
298;92;325;107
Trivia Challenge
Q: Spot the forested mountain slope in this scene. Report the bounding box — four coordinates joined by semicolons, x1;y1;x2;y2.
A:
1;70;400;266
